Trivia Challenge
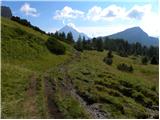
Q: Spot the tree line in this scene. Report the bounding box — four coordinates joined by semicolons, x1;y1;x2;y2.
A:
48;31;75;44
11;16;158;64
11;16;46;34
75;36;159;64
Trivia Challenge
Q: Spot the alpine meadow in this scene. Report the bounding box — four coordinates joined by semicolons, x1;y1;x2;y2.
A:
1;1;159;119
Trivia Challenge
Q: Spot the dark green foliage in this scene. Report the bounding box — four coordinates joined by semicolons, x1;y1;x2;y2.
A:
107;50;113;58
1;25;47;60
96;37;104;51
118;51;128;57
46;36;66;55
74;36;158;61
67;32;74;43
150;56;159;65
51;31;67;43
117;63;133;72
11;16;46;34
54;31;59;38
59;32;66;40
141;56;148;65
103;51;113;65
74;36;83;52
103;57;113;65
151;86;156;91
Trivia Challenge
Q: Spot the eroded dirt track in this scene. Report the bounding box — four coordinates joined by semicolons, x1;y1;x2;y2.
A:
45;51;108;118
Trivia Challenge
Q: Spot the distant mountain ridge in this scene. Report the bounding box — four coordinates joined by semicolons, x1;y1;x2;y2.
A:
59;25;89;41
107;27;158;46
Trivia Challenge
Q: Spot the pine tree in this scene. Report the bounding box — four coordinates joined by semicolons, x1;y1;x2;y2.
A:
150;56;158;65
67;32;74;43
60;32;66;40
96;37;103;51
141;56;148;65
107;50;113;58
75;35;83;52
54;31;59;38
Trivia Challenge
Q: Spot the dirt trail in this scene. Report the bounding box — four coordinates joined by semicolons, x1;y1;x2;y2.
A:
42;51;108;118
44;76;64;118
23;74;38;118
57;51;108;118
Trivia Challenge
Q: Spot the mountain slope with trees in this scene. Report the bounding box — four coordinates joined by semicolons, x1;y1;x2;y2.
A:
1;16;159;119
58;25;89;41
107;27;158;46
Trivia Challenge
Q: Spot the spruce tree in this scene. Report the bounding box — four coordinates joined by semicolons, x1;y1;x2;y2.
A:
75;35;83;52
96;37;103;51
67;32;74;43
142;56;148;65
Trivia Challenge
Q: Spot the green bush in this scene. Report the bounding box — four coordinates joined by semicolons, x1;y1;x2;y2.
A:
107;50;113;58
104;57;113;65
118;51;128;57
103;51;113;65
117;63;133;72
150;56;158;65
46;36;66;55
141;56;148;65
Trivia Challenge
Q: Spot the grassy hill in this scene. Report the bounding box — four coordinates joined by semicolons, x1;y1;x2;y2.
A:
67;51;158;118
1;17;159;118
1;17;75;118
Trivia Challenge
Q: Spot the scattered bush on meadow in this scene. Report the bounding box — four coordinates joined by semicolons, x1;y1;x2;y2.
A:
150;56;159;65
117;63;133;72
104;58;113;65
103;50;113;65
46;36;66;55
141;56;148;65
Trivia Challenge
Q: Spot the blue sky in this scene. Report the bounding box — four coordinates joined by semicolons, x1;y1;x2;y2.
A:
1;0;159;37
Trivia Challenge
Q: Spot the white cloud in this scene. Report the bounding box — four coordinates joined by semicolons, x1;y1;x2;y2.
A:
87;6;102;21
20;3;39;17
127;4;152;20
102;5;126;18
53;4;156;22
87;5;126;21
51;4;159;37
53;6;84;20
87;4;155;21
140;12;159;37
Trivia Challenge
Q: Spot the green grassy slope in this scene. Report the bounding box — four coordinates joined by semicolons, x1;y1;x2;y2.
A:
1;17;75;118
67;51;159;118
1;17;159;119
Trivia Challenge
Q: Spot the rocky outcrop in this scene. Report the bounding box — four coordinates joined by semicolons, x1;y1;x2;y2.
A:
1;6;12;18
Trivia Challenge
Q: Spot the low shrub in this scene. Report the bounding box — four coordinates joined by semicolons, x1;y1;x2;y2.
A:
103;57;113;65
103;51;113;65
117;63;133;72
151;86;156;91
150;56;158;65
46;36;66;55
141;56;148;65
118;51;128;57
